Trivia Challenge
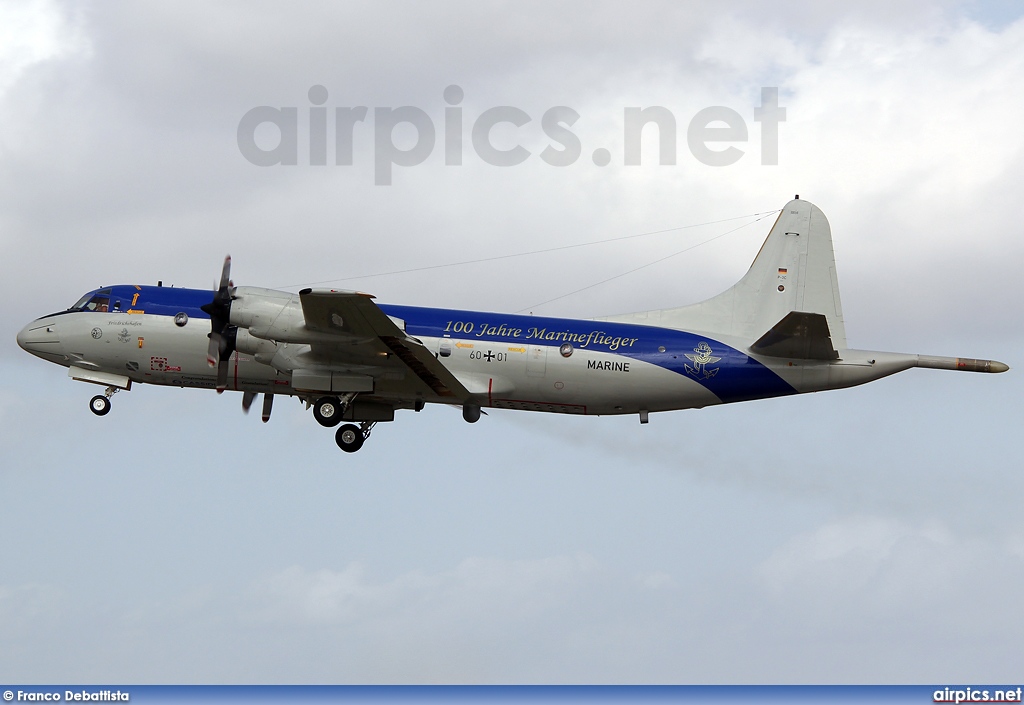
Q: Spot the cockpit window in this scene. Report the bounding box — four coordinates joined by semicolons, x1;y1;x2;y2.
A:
86;296;109;312
72;294;111;312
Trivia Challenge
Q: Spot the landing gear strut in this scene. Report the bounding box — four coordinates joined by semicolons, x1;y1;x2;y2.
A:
335;421;375;453
89;386;119;416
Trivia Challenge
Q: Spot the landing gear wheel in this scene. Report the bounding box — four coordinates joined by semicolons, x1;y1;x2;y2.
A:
89;395;111;416
335;424;364;453
313;396;344;427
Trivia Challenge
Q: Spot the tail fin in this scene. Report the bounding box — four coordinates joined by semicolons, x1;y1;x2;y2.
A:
608;198;847;347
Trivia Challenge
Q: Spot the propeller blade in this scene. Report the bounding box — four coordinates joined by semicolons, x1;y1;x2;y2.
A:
219;255;232;291
262;393;274;423
242;391;255;414
203;256;237;383
207;333;221;367
217;358;229;391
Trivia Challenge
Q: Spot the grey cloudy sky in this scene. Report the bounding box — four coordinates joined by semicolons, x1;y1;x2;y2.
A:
1;0;1022;684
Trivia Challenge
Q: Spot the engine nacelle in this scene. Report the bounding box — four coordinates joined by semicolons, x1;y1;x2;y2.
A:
229;285;320;344
230;286;373;345
234;328;278;358
229;286;299;329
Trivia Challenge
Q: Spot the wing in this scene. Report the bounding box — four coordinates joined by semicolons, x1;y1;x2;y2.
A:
296;288;470;402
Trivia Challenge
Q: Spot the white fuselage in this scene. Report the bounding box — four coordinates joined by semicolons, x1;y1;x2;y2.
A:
17;288;927;420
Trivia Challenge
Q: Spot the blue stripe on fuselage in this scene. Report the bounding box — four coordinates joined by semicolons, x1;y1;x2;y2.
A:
381;304;796;404
76;285;214;319
66;287;794;404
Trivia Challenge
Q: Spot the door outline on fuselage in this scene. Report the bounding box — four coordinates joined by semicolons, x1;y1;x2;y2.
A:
526;344;547;377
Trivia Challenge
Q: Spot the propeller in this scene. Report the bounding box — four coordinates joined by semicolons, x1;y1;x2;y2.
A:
200;255;237;391
242;391;272;422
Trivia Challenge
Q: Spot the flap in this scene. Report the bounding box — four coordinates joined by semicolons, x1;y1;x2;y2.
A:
291;369;374;393
749;311;839;360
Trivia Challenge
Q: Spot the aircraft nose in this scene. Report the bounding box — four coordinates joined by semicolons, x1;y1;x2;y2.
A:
17;319;63;358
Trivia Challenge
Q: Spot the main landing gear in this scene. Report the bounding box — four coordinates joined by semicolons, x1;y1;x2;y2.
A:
312;396;345;427
88;386;120;416
310;394;373;452
335;421;375;453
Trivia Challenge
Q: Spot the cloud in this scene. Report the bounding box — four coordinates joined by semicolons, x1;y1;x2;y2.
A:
758;515;1024;633
2;0;1023;685
3;6;1023;335
0;0;89;98
244;554;601;627
0;582;65;647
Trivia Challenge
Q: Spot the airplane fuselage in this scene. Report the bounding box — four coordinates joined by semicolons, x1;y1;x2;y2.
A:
18;285;806;418
17;199;1006;451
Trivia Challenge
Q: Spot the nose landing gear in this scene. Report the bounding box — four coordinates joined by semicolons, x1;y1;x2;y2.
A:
89;395;111;416
88;386;120;416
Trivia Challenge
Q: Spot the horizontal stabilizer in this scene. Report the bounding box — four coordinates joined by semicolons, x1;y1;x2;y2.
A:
750;311;839;360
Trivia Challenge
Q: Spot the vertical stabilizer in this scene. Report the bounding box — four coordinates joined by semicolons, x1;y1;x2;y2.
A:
604;199;848;347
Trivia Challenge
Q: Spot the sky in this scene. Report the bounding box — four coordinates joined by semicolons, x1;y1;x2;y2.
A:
1;0;1023;684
